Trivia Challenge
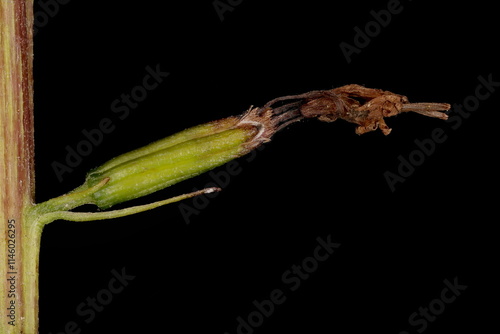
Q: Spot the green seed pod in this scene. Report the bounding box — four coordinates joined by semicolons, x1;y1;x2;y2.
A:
83;113;265;209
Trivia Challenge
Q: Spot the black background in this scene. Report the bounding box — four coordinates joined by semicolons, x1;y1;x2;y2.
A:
32;1;497;333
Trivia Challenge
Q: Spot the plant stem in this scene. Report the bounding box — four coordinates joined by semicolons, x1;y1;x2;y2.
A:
0;1;37;333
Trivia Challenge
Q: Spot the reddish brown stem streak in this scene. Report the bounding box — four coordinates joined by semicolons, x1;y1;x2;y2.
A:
1;1;36;333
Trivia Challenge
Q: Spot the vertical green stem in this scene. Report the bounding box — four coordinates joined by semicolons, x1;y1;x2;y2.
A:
0;1;38;333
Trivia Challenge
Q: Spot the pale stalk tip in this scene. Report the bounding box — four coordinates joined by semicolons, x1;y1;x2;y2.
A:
203;187;222;194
